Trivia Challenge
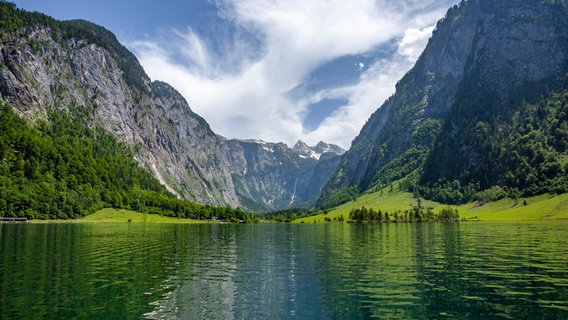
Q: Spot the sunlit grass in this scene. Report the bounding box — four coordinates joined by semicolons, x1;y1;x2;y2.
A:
296;189;414;223
459;193;568;220
78;208;205;223
294;184;568;223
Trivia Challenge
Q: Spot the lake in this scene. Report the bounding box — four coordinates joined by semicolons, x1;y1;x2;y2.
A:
1;222;567;319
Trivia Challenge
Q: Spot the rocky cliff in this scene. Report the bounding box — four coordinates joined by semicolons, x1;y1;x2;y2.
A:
0;4;343;212
292;140;345;160
220;139;343;211
0;18;240;207
320;0;568;207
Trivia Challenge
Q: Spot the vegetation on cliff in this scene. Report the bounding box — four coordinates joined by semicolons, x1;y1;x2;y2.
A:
318;0;568;208
0;101;253;221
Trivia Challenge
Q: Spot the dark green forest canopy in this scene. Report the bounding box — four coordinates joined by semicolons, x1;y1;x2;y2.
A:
419;88;568;204
0;101;253;221
318;88;568;208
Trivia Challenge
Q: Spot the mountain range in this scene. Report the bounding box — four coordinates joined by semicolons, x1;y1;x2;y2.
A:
1;0;567;217
319;0;568;207
0;3;343;212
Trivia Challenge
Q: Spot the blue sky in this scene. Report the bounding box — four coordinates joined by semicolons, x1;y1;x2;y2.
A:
12;0;459;148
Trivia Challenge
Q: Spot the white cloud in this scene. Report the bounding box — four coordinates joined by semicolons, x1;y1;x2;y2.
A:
304;24;439;147
397;26;436;61
176;28;209;70
129;0;458;149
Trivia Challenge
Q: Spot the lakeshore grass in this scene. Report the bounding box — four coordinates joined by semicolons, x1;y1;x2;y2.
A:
294;185;568;223
27;192;568;224
458;193;568;220
78;208;205;223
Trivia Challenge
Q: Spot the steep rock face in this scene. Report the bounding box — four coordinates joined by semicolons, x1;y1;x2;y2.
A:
423;0;568;187
0;22;239;207
320;0;568;207
220;139;343;211
0;7;343;211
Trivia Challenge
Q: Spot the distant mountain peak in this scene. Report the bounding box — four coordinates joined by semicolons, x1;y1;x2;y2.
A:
314;141;345;157
293;140;345;160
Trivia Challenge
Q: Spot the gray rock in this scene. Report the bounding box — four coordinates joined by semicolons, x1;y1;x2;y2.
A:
321;0;568;204
0;20;341;211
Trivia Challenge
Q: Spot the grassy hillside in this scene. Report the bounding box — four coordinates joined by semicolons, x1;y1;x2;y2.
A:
78;208;204;223
457;193;568;220
295;183;568;223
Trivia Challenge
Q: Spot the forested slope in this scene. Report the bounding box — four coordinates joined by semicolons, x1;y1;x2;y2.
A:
0;101;251;221
0;2;342;212
319;0;568;208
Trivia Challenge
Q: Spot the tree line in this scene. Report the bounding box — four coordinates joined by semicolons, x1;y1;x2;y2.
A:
0;101;254;221
348;206;459;223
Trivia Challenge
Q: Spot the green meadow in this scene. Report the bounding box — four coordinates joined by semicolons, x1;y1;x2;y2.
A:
294;185;568;223
28;191;568;224
458;193;568;220
77;208;204;223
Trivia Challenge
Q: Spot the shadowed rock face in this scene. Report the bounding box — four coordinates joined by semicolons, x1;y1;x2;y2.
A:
0;15;343;211
219;139;344;211
320;0;568;206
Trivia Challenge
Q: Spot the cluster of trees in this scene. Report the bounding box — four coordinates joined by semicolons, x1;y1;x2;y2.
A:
417;180;481;205
420;89;568;204
0;102;253;221
264;208;319;223
498;91;568;195
348;206;459;223
317;185;359;210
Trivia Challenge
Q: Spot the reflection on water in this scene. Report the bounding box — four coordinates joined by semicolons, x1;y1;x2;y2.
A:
1;222;567;319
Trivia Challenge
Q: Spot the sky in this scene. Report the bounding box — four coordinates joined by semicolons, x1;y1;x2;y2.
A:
12;0;459;149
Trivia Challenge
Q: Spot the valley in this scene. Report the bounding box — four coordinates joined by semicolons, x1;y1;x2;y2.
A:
2;1;568;319
1;0;567;221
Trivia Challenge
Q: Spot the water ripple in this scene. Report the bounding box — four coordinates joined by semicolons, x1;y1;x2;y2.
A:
2;222;568;319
